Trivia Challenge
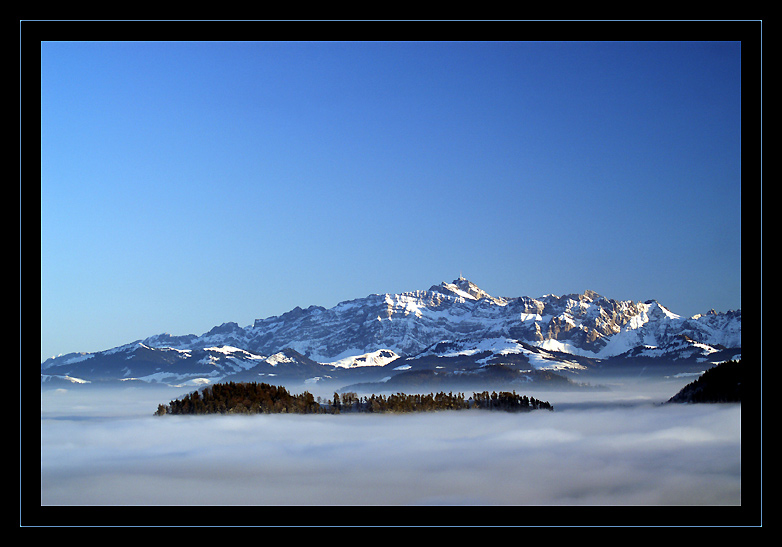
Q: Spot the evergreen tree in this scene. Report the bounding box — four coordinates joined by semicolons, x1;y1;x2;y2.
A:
332;392;341;413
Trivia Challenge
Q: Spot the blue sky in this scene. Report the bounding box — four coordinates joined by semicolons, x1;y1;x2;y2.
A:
39;40;743;361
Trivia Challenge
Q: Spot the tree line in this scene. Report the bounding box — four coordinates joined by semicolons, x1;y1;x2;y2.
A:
154;381;553;416
667;359;743;403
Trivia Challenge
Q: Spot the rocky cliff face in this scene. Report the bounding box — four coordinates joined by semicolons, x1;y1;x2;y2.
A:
41;278;741;388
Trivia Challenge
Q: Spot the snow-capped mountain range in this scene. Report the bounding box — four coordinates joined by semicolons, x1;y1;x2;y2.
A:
41;277;741;390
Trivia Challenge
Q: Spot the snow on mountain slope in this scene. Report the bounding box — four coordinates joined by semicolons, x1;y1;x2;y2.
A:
595;302;741;358
404;337;591;373
326;349;401;369
41;278;740;387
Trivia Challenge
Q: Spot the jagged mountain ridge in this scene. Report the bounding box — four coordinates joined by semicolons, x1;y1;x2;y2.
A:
139;277;740;360
41;278;741;388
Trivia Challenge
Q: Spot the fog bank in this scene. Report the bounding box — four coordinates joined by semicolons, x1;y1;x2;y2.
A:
39;386;742;509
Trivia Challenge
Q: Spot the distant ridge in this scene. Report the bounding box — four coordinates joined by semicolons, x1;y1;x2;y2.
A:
42;278;740;389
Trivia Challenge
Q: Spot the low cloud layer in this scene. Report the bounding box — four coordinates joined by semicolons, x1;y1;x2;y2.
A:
39;386;742;509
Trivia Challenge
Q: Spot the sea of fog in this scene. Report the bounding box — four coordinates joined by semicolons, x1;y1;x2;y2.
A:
38;380;742;512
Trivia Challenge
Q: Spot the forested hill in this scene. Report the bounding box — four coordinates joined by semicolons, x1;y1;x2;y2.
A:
154;382;553;416
667;360;743;403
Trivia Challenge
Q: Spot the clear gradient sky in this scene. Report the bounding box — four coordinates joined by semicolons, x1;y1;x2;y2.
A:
39;38;744;362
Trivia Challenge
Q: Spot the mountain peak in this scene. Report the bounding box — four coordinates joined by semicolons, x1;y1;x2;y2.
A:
430;277;492;301
582;289;602;300
41;277;741;387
